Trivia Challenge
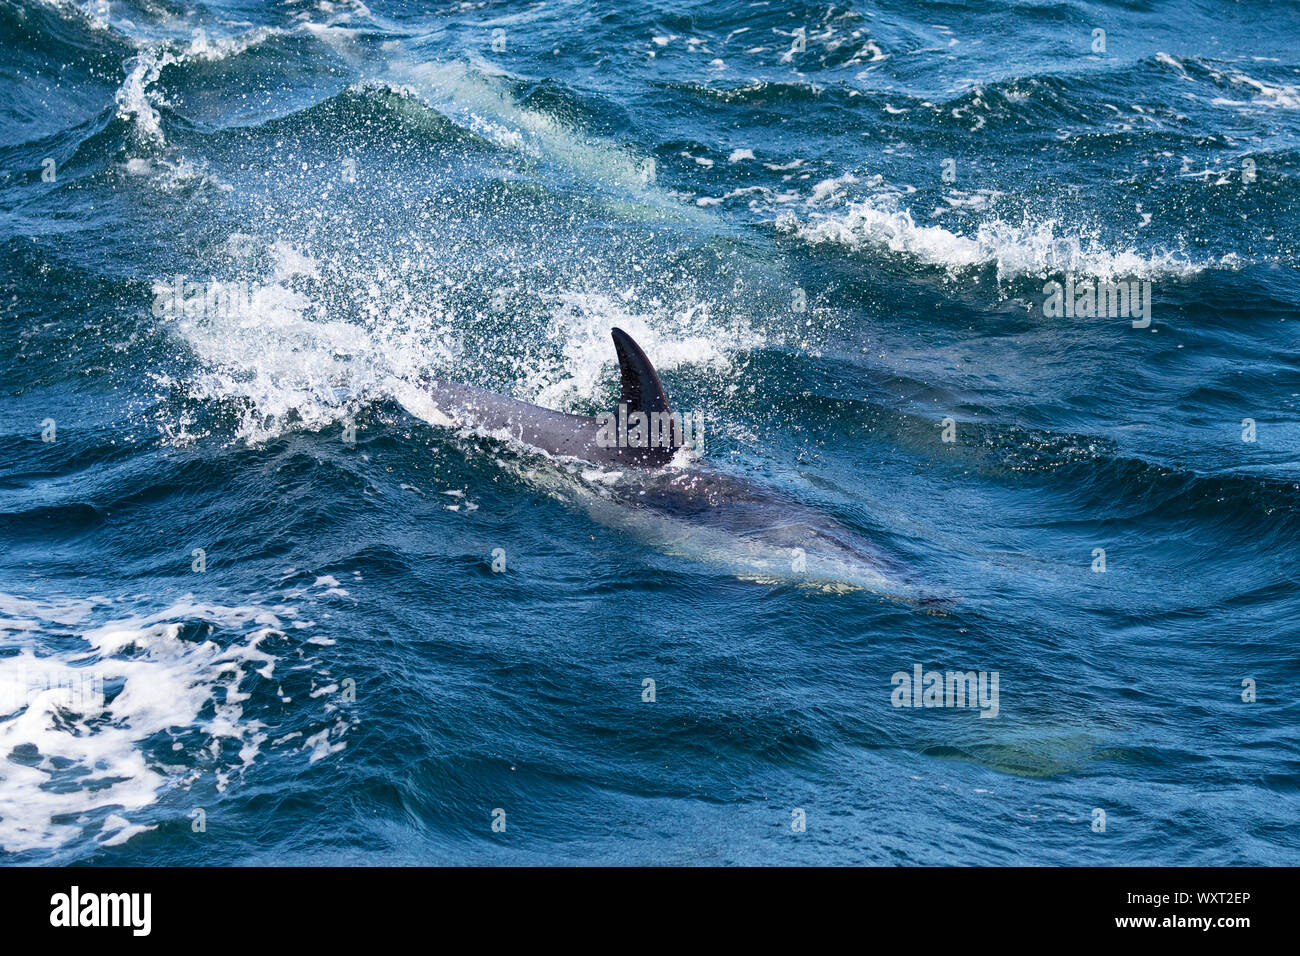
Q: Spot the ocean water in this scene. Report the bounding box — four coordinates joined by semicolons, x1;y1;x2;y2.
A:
1;0;1297;865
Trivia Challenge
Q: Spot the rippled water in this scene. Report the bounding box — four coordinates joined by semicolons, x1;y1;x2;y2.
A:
1;0;1297;864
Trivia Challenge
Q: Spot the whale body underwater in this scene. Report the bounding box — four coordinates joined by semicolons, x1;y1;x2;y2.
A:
398;328;937;603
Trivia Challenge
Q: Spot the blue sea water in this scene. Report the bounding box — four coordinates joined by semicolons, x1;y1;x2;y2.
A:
1;0;1297;865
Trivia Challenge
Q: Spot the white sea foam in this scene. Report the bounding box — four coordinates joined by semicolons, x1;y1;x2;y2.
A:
114;48;177;145
0;588;351;853
110;22;293;148
162;226;764;446
1211;70;1300;110
33;0;112;31
160;242;461;444
778;184;1227;281
529;290;764;411
99;814;157;847
1155;51;1192;79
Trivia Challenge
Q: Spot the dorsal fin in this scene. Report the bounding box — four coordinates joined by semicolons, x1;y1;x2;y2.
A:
612;327;672;417
609;327;681;464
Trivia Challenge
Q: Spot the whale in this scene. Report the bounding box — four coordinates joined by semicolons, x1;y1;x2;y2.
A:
408;329;691;467
399;328;938;602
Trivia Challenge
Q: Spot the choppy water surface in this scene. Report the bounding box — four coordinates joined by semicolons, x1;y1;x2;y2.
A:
1;0;1297;864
